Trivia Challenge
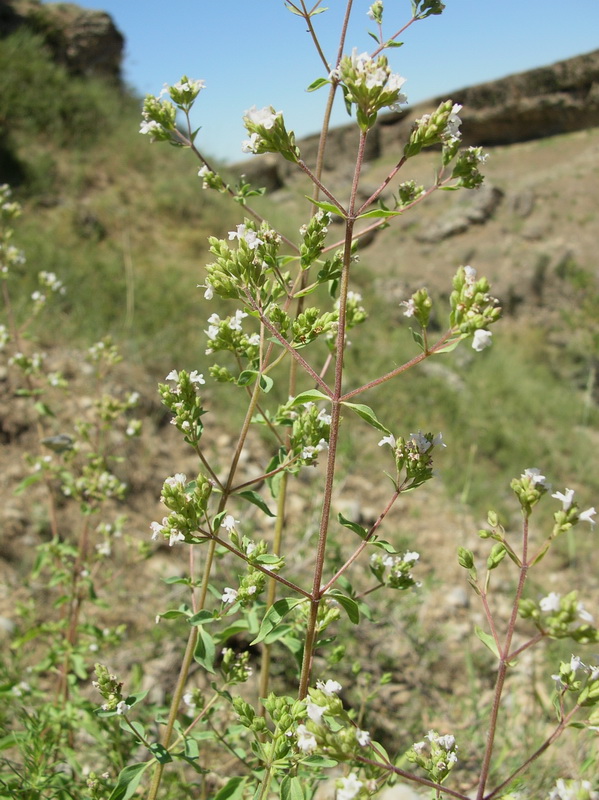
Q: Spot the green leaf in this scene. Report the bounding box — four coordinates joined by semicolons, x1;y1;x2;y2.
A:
369;538;401;555
341;401;390;435
300;754;339;768
337;512;368;539
306;77;329;92
238;490;275;517
367;31;381;44
251;598;305;645
188;609;215;626
14;472;44;494
475;625;500;659
148;742;172;764
124;690;148;709
357;208;400;220
214;776;247;800
410;328;425;351
434;335;464;354
289;389;330;407
281;775;305;800
328;590;360;624
386;39;404;48
162;575;192;586
107;762;151;800
120;719;145;740
304;196;345;218
194;626;216;673
34;401;55;417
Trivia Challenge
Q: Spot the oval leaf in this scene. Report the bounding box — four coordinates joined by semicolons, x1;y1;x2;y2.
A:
251;598;304;645
341;401;390;435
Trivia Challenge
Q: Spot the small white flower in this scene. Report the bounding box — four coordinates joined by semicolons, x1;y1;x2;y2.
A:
570;654;585;673
463;265;477;284
337;773;363;800
403;551;420;564
245;105;280;130
222;587;238;604
472;329;492;352
221;514;240;533
306;699;326;724
577;602;594;624
523;468;549;488
316;679;342;696
579;506;596;526
356;728;371;746
400;298;415;317
189;370;205;384
169;531;185;546
378;434;396;448
165;369;179;381
116;700;131;715
296;724;317;753
241;132;262;154
150;519;166;540
552;488;575;510
540;592;561;612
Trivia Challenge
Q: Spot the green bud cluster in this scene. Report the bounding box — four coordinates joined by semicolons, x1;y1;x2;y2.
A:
61;462;127;507
198;166;227;192
92;663;124;711
140;94;177;142
87;337;122;367
292;307;339;348
158;472;212;540
519;591;599;644
158;370;207;445
404;100;460;158
288;402;331;467
369;550;420;591
335;52;407;132
395;180;425;208
242;107;300;164
406;729;458;784
8;350;45;376
220;648;253;685
369;1;384;23
335;291;367;336
510;469;549;516
451;146;488;189
390;431;444;490
449;265;501;334
167;75;205;110
299;211;331;269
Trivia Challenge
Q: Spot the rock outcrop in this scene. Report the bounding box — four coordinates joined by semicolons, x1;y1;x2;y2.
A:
236;48;599;186
0;0;124;81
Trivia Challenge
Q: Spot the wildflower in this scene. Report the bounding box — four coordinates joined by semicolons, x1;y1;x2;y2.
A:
221;515;240;533
168;531;185;546
188;370;205;384
296;724;317;753
337;773;363;800
222;587;238;604
245;105;280;130
540;592;561;612
356;728;371;746
241;132;262;153
400;298;415;317
228;223;263;250
306;699;327;724
552;488;575;510
579;506;596;526
523;467;549;488
472;329;492;351
378;434;396;448
316;679;342;696
115;701;131;715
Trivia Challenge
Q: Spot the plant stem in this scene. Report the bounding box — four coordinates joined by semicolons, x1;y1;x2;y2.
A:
475;515;530;800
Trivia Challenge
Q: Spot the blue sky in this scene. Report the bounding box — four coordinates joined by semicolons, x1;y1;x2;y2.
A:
45;1;599;162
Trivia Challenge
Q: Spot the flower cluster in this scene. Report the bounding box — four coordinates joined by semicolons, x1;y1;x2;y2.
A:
220;647;253;685
520;590;598;645
159;369;207;445
548;778;599;800
369;549;420;590
510;467;550;515
406;729;459;784
299;210;331;269
378;430;445;490
400;287;432;328
332;49;408;131
92;664;130;715
140;75;206;143
404;100;462;158
242;105;300;163
551;487;596;534
449;265;501;348
289;402;332;467
150;471;212;546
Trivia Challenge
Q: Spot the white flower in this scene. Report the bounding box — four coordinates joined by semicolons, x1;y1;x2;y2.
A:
228;309;249;331
378;434;396;448
337;773;363;800
221;514;240;533
472;329;492;352
316;679;342;696
296;724;317;753
139;119;163;137
446;103;463;138
437;733;456;751
245;105;280;130
228;224;263;250
242;132;262;153
356;728;371;746
523;467;548;487
150;519;166;540
579;506;596;526
552;488;575;510
169;531;185;546
165;473;187;488
116;700;131;715
400;298;415;317
577;602;594;624
403;551;420;564
222;587;238;604
165;369;179;381
189;370;205;384
306;699;326;724
540;592;561;612
463;265;477;284
410;431;431;453
95;541;111;557
570;654;585;673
